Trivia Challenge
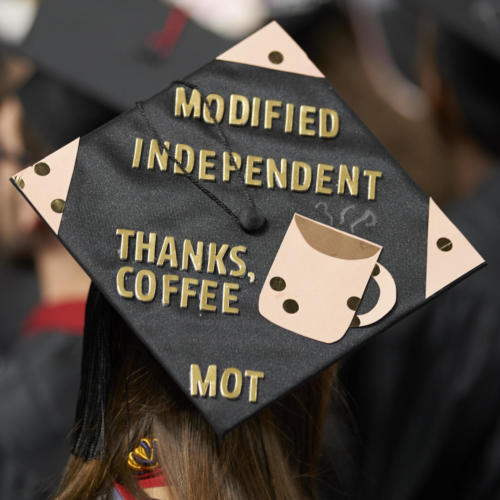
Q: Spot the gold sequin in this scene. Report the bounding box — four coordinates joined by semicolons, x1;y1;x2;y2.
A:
270;276;286;291
13;176;25;189
34;162;50;176
268;51;284;64
350;315;361;327
283;298;299;314
51;199;65;213
437;237;453;252
347;296;361;311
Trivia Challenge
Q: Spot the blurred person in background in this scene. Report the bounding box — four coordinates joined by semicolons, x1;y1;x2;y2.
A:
307;1;455;204
0;51;39;354
0;69;117;498
332;1;500;499
0;4;119;495
299;4;456;497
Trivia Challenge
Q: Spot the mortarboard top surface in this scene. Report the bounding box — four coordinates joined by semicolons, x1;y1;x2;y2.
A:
11;22;485;436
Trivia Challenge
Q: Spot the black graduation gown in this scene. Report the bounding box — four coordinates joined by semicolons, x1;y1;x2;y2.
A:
0;260;38;354
337;166;500;500
0;303;84;499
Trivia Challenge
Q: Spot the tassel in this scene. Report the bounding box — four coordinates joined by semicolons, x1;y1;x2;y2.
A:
71;283;113;460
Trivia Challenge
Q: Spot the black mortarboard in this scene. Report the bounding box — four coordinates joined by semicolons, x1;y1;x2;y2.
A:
2;0;234;151
9;0;234;111
17;72;118;151
11;23;484;453
11;0;336;113
3;0;333;126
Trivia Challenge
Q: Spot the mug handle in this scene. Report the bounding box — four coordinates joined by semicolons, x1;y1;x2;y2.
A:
354;263;397;327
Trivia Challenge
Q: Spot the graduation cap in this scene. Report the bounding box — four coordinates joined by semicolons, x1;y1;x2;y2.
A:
6;0;337;111
7;0;233;111
11;22;484;453
3;0;332;118
0;0;238;152
16;72;118;152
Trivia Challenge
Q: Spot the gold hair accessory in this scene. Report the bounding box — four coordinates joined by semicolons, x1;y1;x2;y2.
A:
128;438;159;472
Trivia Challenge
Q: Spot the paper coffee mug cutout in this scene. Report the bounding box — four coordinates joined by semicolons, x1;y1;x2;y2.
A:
259;213;397;343
355;262;396;327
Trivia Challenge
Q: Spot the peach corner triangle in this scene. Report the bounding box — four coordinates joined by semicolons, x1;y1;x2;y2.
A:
425;198;485;298
10;137;80;235
216;21;325;78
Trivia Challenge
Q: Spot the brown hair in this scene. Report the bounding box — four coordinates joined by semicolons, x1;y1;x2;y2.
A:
55;288;337;500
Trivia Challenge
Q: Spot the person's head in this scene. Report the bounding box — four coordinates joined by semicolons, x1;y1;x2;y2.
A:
0;70;116;259
0;92;45;257
56;284;337;500
418;21;500;158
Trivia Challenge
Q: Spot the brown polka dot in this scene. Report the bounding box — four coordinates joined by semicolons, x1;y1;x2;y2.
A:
268;51;284;64
283;299;299;314
437;237;453;252
347;296;361;311
270;276;286;291
350;315;360;327
34;162;50;176
372;264;380;276
51;199;65;213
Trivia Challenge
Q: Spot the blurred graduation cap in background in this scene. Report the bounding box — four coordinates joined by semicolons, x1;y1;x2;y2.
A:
0;0;232;150
11;0;232;112
2;0;335;112
0;0;337;151
11;21;485;451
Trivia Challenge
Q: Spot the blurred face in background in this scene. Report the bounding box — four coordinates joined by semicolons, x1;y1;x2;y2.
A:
0;96;38;257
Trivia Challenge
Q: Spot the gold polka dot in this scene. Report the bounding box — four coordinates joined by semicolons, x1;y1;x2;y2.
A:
372;264;380;277
283;299;299;314
270;276;286;291
347;296;361;311
13;176;25;189
34;162;50;176
437;237;452;252
268;51;284;64
350;315;360;327
51;199;65;213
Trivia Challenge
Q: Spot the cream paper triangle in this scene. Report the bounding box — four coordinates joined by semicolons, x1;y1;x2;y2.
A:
216;21;324;78
425;198;484;298
11;137;80;235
